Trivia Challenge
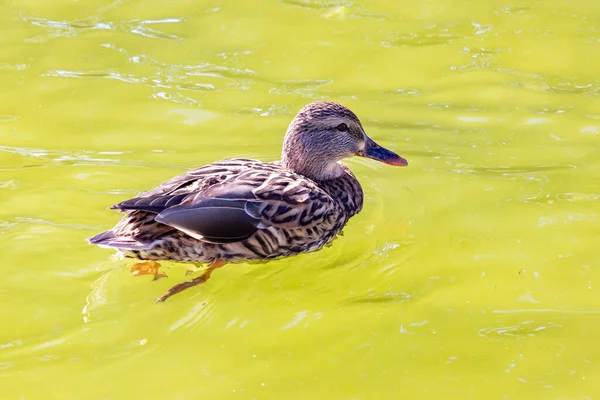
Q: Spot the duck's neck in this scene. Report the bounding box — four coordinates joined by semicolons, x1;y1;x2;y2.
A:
281;154;346;181
281;130;348;181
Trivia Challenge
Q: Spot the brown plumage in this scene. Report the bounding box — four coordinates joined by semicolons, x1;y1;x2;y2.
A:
88;101;408;301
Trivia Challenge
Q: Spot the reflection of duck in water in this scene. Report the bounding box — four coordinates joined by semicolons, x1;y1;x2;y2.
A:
88;101;408;302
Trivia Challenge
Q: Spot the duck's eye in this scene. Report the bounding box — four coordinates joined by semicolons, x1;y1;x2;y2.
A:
336;123;349;132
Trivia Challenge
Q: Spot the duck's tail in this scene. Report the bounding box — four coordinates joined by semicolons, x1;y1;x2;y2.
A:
87;230;152;250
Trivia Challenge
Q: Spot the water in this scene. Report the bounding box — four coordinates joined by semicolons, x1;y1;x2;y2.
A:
1;0;600;398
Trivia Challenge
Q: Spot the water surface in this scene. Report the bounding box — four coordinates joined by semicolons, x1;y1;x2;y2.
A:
1;0;600;398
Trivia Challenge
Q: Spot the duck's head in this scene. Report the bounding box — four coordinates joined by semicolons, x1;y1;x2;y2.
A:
281;101;408;180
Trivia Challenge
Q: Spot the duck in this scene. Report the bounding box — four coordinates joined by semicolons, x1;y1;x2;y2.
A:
88;101;408;302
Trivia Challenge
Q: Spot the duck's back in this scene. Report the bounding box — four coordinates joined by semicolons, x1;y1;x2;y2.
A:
89;158;364;263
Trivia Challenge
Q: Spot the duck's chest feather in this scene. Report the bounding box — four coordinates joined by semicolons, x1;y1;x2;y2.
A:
316;166;364;219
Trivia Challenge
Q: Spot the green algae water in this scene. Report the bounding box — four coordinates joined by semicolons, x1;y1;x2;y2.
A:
2;0;600;398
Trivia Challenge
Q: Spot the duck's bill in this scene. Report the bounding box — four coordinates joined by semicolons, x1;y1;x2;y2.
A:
358;136;408;166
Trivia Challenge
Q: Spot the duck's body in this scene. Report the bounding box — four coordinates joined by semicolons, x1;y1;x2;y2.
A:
89;101;407;302
90;158;363;263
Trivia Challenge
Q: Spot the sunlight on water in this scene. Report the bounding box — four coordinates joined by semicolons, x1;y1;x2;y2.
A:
1;0;600;398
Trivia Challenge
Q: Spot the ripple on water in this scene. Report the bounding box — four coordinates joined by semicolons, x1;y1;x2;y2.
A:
545;81;600;96
507;191;600;206
0;362;14;371
0;145;141;167
43;46;256;103
169;300;215;332
128;24;182;40
496;4;535;14
0;220;17;233
383;32;460;48
470;164;577;177
281;310;323;330
24;17;113;43
0;180;19;190
268;79;332;96
478;319;562;338
26;16;112;30
233;104;291;117
341;291;412;305
24;16;184;43
0;115;20;123
276;0;350;11
43;69;147;85
82;268;115;323
276;0;390;20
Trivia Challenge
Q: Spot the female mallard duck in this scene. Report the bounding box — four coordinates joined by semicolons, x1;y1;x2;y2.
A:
89;101;407;302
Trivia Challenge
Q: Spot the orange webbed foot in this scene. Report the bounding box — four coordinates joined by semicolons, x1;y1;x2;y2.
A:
130;261;167;280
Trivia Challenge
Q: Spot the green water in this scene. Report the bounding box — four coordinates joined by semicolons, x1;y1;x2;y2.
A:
2;0;600;398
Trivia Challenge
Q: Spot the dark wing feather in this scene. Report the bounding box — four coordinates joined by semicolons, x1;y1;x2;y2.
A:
155;184;263;244
111;159;257;212
114;193;189;214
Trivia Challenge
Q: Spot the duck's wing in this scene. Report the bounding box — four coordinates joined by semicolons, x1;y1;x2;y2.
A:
111;158;258;213
114;169;339;244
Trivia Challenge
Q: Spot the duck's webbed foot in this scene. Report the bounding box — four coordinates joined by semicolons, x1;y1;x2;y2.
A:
130;261;167;281
156;260;226;303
